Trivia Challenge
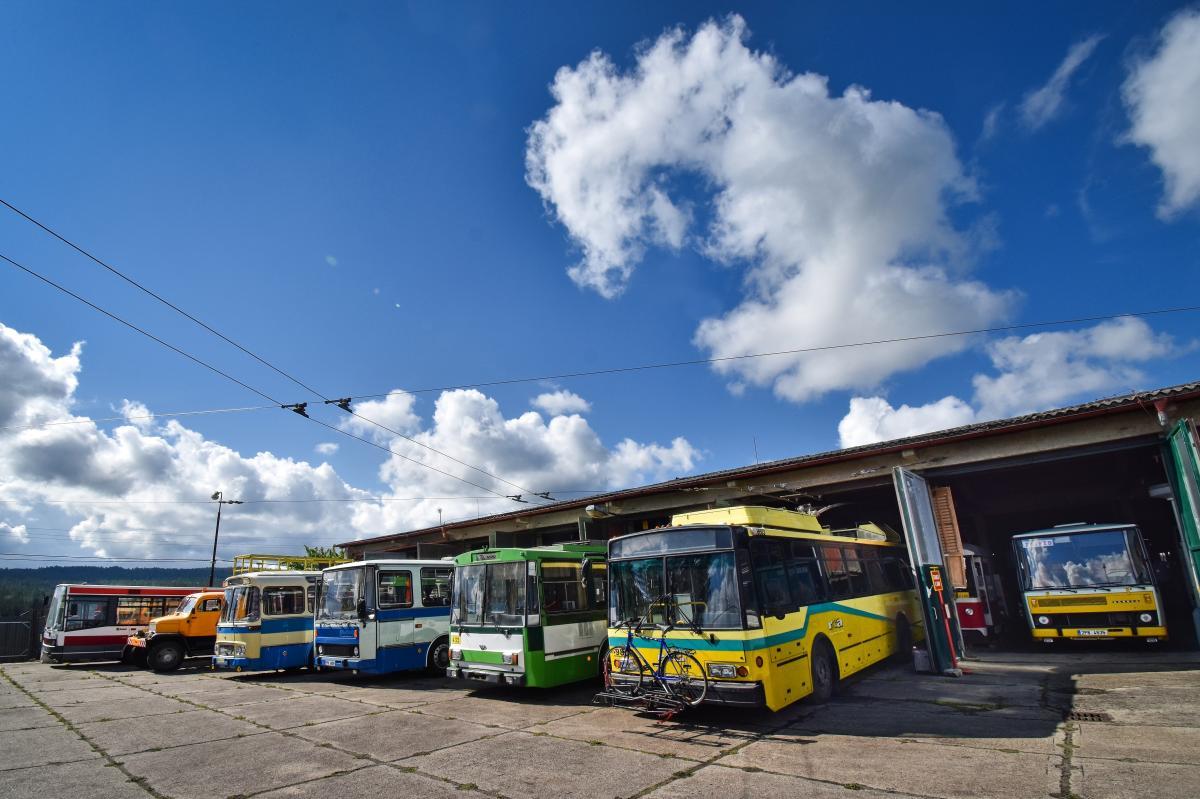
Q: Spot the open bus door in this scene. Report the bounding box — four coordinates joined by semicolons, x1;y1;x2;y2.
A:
1165;419;1200;643
893;467;962;675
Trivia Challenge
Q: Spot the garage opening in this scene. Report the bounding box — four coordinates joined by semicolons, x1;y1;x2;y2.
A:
915;441;1197;650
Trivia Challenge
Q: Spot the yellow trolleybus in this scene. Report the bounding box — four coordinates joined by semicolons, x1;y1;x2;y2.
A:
604;505;922;711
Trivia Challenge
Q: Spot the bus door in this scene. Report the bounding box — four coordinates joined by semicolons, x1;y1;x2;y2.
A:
1165;419;1200;642
374;567;417;660
893;467;961;675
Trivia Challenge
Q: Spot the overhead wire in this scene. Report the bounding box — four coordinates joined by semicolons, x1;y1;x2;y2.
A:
0;197;541;498
0;250;525;502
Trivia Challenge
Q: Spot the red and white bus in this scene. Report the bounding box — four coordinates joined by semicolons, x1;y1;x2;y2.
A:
41;583;206;663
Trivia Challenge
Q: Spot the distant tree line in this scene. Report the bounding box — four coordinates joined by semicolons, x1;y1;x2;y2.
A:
0;566;233;617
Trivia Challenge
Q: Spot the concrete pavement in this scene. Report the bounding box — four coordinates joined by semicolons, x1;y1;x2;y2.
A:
1;649;1197;799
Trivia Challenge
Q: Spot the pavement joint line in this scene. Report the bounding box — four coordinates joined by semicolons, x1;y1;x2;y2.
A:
0;667;163;797
1053;721;1080;799
141;671;513;796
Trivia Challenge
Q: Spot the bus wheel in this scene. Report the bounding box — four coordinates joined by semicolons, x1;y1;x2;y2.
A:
893;615;913;664
810;640;838;703
595;645;609;683
427;637;451;672
149;641;185;673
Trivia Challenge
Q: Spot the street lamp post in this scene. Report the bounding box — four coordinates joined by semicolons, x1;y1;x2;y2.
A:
208;491;243;587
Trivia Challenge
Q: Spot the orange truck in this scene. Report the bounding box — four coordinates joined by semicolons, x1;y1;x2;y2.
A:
124;590;224;671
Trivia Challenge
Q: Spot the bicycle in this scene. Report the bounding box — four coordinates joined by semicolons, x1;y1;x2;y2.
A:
594;596;708;718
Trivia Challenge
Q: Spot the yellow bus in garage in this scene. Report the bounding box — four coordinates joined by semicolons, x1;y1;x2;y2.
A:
1013;523;1167;642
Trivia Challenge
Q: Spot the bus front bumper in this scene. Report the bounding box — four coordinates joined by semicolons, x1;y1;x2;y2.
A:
446;664;526;687
1033;626;1168;640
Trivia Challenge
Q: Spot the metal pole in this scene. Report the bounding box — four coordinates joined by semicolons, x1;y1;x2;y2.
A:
208;500;223;588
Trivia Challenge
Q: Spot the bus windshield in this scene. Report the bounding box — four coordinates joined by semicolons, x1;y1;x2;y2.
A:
220;586;260;623
318;568;364;621
44;587;65;632
610;551;742;630
451;562;526;627
1016;529;1151;589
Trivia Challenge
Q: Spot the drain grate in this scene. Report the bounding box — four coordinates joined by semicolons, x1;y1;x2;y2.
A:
1066;711;1113;722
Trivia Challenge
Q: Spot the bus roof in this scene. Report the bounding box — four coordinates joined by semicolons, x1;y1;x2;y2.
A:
222;571;321;587
322;559;451;572
1012;523;1136;540
454;542;607;565
59;584;206;595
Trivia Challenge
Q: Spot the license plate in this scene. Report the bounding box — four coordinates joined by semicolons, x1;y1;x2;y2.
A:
1076;629;1109;637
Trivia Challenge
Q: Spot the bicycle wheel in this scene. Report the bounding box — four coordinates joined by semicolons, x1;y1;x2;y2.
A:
660;650;708;706
603;645;648;697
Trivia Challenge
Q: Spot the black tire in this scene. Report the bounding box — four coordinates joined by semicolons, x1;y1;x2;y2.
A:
603;645;645;697
809;639;837;703
661;650;707;706
595;644;609;682
427;637;450;672
893;615;913;664
149;640;185;673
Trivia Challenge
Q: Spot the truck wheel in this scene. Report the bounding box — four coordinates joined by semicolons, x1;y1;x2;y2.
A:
149;640;185;672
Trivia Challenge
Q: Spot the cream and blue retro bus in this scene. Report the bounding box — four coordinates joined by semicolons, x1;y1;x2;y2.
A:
314;559;453;676
212;571;320;672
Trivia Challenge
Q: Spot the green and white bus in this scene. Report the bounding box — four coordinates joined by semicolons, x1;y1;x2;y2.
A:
447;542;607;688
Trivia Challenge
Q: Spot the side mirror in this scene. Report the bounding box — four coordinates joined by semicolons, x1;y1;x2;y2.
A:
356;598;368;622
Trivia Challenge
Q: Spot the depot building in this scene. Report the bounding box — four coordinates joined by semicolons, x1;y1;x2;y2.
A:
339;381;1200;650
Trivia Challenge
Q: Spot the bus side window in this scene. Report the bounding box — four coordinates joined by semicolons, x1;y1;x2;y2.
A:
861;548;888;594
542;563;585;614
787;542;826;605
751;539;794;616
589;564;607;611
378;571;414;608
306;584;316;614
420;568;452;607
823;545;850;600
263;586;306;616
65;599;110;631
843;547;869;597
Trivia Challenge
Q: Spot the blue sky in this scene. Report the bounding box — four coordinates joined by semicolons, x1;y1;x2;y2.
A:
1;2;1198;564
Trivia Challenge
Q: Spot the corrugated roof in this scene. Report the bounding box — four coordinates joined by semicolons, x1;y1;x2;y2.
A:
341;380;1200;549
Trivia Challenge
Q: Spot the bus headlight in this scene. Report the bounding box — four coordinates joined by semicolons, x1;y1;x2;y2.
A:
317;646;324;655
1037;615;1051;626
450;648;462;661
353;647;359;657
1138;612;1154;624
502;652;519;665
707;663;737;679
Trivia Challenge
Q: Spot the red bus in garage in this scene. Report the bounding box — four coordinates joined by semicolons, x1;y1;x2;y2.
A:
41;583;206;663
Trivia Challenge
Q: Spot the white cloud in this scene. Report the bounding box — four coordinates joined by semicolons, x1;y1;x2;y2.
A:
980;102;1005;142
314;442;339;456
0;322;699;561
1123;9;1200;218
972;316;1175;418
838;395;977;449
1;522;30;545
338;392;421;442
531;390;592;416
1020;34;1104;131
838;317;1179;447
118;399;154;431
527;17;1014;403
325;255;338;267
349;388;699;535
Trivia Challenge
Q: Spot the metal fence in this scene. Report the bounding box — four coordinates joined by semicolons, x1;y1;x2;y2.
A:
0;604;45;661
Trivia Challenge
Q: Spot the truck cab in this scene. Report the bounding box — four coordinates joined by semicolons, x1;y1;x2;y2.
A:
125;591;223;671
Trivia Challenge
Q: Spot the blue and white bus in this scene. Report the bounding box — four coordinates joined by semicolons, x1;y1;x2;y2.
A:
314;559;453;676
